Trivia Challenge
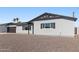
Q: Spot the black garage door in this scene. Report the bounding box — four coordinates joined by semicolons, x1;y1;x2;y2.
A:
7;27;16;33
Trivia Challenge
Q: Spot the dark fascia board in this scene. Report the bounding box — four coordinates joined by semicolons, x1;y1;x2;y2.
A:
0;23;15;26
0;22;33;26
29;12;77;22
16;22;33;26
6;23;17;25
17;22;27;26
0;22;27;26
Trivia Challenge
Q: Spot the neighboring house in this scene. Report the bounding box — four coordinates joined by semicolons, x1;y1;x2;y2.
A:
0;12;77;37
0;23;17;33
0;22;30;33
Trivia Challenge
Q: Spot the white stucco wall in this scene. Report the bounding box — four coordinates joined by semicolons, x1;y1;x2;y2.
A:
33;19;75;37
16;26;32;34
16;26;28;34
0;25;7;33
77;27;79;34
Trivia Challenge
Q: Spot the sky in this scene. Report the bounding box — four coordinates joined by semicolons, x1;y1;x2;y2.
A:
0;7;79;27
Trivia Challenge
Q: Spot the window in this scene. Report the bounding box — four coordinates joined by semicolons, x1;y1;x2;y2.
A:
22;25;31;30
51;23;55;28
22;25;27;30
41;23;45;29
44;23;50;28
41;24;43;29
41;23;55;29
24;27;29;30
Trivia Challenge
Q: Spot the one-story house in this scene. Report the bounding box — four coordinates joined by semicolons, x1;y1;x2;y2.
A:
0;12;77;37
0;22;32;34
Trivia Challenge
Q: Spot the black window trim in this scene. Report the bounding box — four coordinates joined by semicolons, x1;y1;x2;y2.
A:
41;22;55;29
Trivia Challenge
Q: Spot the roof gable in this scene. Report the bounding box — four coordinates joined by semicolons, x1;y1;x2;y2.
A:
29;12;77;22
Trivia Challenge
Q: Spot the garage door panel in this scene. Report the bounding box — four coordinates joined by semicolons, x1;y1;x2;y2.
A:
7;27;16;33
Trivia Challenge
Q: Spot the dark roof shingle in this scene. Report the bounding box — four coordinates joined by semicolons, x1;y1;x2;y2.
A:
29;12;77;22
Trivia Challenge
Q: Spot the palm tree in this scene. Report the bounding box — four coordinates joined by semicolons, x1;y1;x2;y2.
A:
16;18;19;22
13;18;16;22
13;18;19;23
